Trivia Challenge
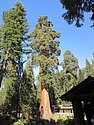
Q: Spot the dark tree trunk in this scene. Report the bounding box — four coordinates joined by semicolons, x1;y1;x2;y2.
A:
0;64;4;87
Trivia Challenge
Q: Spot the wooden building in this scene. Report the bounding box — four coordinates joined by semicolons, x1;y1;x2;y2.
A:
60;76;94;125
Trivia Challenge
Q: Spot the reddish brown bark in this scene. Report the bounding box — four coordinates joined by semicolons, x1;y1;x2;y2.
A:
40;84;52;120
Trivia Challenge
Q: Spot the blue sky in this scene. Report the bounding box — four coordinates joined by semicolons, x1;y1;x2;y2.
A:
0;0;94;69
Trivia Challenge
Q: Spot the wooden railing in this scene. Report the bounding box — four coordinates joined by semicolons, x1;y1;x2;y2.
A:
54;106;73;116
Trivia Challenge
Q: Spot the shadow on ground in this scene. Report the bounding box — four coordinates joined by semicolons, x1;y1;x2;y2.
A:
24;118;75;125
0;115;75;125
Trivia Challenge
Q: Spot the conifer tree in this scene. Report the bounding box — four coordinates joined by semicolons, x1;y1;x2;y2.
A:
0;2;28;118
62;50;79;91
76;69;85;83
21;60;37;117
63;50;79;78
91;53;94;76
85;59;92;77
30;16;61;120
50;71;63;105
0;2;28;86
84;56;94;78
0;63;19;116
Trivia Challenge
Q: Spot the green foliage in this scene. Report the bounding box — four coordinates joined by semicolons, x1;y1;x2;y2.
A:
0;62;19;110
2;2;28;58
76;69;84;83
63;73;77;92
60;0;94;27
61;50;79;92
21;61;37;116
48;71;64;105
63;50;79;78
0;2;29;118
85;59;92;77
29;16;62;115
13;119;24;125
30;16;61;84
82;55;94;78
0;2;28;80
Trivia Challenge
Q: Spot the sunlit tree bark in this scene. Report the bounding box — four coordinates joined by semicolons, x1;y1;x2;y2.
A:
40;83;52;120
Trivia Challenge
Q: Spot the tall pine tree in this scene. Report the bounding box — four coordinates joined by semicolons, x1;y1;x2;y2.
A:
21;60;37;117
0;2;28;85
0;2;28;118
62;50;79;92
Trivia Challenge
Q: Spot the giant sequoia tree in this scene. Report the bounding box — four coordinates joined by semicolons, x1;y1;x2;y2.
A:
30;16;61;120
60;0;94;27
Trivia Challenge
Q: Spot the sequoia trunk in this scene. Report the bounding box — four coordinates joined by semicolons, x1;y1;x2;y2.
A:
40;84;52;120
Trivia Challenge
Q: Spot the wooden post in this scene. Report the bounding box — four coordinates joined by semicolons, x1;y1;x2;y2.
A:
72;100;86;125
84;102;92;125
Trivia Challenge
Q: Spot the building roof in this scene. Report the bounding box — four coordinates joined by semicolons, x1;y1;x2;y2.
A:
60;76;94;101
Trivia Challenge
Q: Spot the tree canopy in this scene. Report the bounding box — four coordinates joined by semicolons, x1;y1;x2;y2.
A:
0;2;28;86
60;0;94;27
30;16;61;83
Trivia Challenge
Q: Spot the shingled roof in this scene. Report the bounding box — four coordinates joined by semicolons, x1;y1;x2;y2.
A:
60;76;94;101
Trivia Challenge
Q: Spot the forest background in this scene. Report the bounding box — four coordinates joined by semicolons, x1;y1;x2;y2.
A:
0;0;94;123
0;0;94;69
